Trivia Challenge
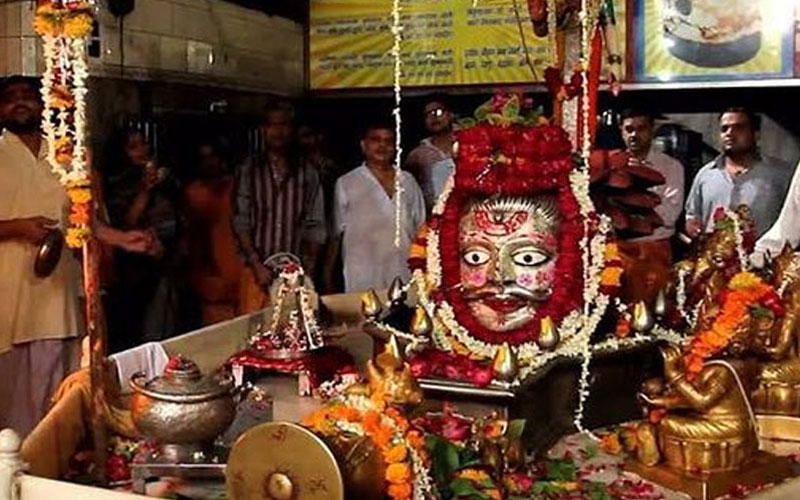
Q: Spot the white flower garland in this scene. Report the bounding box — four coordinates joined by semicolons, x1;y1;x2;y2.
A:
728;209;750;271
391;0;404;248
40;35;90;187
250;267;324;351
547;0;558;67
778;256;800;296
674;266;695;325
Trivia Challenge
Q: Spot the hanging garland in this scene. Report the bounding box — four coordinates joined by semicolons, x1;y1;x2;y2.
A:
391;0;404;248
34;0;95;248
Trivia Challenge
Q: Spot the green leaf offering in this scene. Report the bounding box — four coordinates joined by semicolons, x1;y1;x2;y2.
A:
449;478;491;500
545;458;577;482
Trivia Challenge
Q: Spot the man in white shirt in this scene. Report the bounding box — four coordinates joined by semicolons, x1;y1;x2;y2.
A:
754;163;800;263
325;122;426;292
617;109;685;304
0;76;82;437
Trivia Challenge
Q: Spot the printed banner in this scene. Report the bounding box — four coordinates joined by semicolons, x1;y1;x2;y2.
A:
310;0;626;89
634;0;794;81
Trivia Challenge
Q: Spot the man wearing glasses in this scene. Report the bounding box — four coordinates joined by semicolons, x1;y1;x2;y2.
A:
405;94;456;212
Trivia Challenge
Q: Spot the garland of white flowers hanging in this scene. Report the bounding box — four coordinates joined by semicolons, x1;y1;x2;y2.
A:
34;0;96;248
391;0;404;248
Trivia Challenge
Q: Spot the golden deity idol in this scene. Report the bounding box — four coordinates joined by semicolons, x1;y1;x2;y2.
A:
635;341;758;473
752;244;800;416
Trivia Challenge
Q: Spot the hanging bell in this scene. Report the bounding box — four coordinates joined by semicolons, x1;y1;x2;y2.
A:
653;288;667;318
410;306;433;337
361;289;382;319
632;301;655;333
537;316;560;350
492;342;519;382
387;276;406;306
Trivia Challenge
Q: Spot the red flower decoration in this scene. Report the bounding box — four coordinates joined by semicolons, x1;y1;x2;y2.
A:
429;123;584;345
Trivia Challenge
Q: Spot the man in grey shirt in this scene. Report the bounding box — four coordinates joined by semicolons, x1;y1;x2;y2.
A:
685;108;793;238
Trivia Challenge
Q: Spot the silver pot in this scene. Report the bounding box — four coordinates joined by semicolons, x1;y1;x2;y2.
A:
130;356;235;460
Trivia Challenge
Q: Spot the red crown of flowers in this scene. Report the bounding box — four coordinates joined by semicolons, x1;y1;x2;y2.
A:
455;123;574;197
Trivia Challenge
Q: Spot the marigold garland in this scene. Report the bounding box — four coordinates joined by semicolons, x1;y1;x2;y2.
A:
303;394;432;500
34;1;95;38
35;1;96;248
683;271;784;380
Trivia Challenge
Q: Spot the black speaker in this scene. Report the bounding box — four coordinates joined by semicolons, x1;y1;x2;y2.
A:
107;0;135;17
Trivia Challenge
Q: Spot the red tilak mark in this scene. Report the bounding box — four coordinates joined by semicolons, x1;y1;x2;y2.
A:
474;210;528;235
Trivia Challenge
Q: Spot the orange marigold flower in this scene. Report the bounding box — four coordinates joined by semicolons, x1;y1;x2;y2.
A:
458;468;490;482
406;430;425;449
65;227;89;248
363;411;381;431
372;425;394;448
387;483;412;500
63;14;93;38
67;188;91;204
386;462;411;484
385;408;409;432
302;410;333;434
384;444;408;463
600;267;624;286
604;242;620;260
728;271;761;291
600;432;623;455
487;489;503;500
68;203;90;226
331;405;361;422
409;244;426;260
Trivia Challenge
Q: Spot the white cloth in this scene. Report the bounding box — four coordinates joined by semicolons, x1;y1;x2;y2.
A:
109;341;169;393
755;160;800;261
0;131;81;354
333;165;426;292
631;151;685;242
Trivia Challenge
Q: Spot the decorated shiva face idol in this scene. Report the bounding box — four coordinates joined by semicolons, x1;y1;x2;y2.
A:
459;196;560;331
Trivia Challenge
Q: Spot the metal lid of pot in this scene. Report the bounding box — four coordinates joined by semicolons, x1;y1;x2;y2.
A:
130;355;234;403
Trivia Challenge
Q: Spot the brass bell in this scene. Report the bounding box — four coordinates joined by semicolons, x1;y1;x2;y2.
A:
653;288;667;318
387;276;406;305
537;316;560;350
410;306;433;337
361;289;382;319
492;342;518;382
632;301;654;333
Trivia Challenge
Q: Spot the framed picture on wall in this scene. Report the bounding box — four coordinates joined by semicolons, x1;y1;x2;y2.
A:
632;0;794;82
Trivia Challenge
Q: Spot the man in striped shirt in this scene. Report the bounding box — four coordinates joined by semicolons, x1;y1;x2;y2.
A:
234;101;326;289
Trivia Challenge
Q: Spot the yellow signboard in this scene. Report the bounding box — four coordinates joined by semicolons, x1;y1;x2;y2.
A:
310;0;556;89
634;0;793;81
